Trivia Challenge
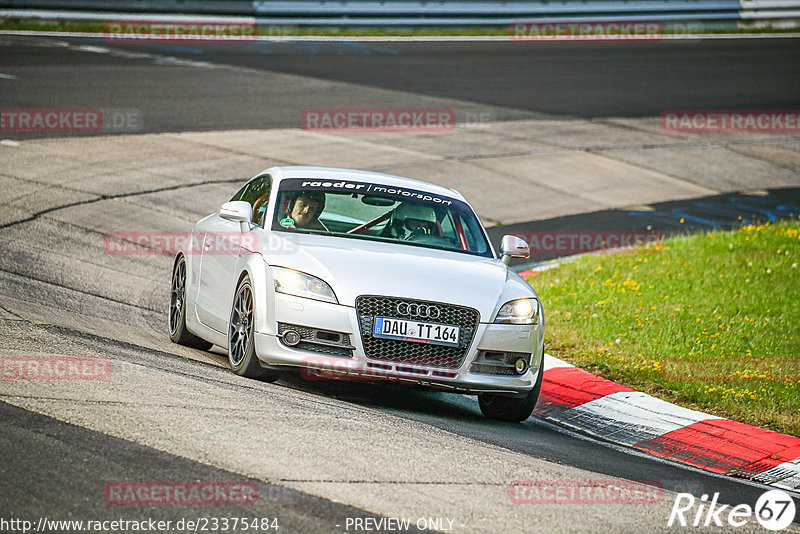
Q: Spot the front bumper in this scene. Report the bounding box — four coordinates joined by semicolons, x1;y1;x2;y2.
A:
254;293;543;397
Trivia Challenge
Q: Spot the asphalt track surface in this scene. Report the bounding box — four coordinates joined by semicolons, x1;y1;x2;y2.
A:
492;187;800;264
0;401;417;533
0;34;799;533
0;36;799;132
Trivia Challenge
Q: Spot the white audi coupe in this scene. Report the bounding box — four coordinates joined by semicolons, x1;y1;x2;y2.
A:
169;166;544;421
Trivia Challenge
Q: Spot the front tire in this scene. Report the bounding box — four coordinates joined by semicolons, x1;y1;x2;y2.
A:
478;364;543;422
169;256;212;350
228;275;280;382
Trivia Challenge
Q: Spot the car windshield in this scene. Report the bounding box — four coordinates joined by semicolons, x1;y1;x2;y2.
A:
271;178;492;257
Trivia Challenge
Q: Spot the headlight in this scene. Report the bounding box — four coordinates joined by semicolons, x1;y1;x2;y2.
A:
271;267;338;304
494;298;539;325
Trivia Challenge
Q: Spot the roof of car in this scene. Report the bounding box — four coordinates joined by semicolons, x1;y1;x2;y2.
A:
266;165;464;201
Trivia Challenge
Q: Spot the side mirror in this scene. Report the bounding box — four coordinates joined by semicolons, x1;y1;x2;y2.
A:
500;235;530;265
220;201;252;232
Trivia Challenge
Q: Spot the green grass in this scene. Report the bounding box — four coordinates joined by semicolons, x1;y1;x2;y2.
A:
1;18;798;36
526;220;800;436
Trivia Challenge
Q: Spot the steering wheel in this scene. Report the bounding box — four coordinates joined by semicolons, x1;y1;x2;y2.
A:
251;193;270;224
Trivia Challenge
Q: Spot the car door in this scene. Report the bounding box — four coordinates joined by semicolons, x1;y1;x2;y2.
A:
195;175;272;334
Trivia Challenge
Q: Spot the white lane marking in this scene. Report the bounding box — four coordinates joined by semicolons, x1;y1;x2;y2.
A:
0;73;17;79
1;140;21;147
753;459;800;492
0;32;222;69
62;41;222;69
552;391;720;445
73;45;110;54
543;353;574;371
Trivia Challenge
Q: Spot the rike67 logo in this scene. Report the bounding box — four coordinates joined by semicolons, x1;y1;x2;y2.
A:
669;489;796;531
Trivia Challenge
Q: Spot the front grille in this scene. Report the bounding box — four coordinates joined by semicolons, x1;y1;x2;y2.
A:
356;295;480;369
469;363;518;376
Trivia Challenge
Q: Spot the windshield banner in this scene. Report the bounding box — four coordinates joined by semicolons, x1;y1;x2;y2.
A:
279;178;461;208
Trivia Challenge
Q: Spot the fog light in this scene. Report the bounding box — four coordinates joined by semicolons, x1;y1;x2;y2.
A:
515;358;528;374
283;330;301;346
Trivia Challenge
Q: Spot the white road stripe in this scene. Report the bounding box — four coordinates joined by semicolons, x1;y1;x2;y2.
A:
0;73;17;79
753;459;800;491
73;45;110;54
542;353;574;371
552;391;720;445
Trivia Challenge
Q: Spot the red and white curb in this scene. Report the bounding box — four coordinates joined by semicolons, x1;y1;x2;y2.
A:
535;354;800;493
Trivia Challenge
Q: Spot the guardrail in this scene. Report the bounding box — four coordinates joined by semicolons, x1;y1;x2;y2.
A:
1;0;798;27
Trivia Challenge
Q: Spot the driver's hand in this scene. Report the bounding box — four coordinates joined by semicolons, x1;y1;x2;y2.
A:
411;226;431;238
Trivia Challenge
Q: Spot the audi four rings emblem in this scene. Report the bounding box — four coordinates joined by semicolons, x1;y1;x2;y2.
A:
397;303;441;319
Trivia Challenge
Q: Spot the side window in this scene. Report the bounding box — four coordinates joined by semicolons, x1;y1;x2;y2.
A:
462;216;488;253
440;211;455;237
230;183;250;202
231;175;272;225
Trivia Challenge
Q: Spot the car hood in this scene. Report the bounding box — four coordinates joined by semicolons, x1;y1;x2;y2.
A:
262;232;532;320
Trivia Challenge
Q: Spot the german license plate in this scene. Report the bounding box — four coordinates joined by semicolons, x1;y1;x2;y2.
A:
373;316;460;347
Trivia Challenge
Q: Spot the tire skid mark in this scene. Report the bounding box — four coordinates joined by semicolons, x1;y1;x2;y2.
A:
0;177;242;230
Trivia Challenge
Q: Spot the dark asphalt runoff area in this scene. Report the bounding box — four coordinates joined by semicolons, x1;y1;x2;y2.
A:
0;37;798;132
185;39;800;118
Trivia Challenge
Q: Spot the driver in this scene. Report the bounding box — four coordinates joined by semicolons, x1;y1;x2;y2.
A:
286;191;327;230
389;202;437;241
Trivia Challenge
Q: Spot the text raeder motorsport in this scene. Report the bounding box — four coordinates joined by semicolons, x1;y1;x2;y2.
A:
300;181;454;206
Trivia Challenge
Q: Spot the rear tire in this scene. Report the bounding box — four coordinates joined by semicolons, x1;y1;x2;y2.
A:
478;363;543;422
228;275;280;382
169;256;213;350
